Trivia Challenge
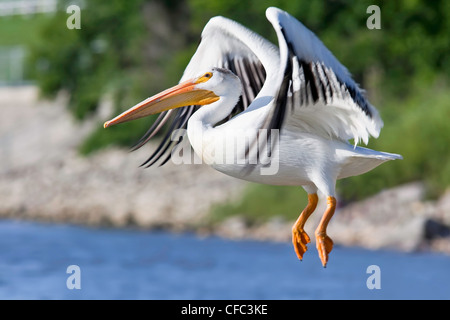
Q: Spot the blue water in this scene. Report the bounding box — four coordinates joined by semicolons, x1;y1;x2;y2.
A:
0;219;449;300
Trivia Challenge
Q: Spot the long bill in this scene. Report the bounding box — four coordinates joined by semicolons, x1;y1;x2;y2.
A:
104;79;219;128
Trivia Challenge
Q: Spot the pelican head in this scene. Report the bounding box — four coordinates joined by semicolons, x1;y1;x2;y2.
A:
104;68;240;128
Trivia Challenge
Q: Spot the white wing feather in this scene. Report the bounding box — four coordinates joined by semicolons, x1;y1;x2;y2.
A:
181;16;279;83
266;7;383;145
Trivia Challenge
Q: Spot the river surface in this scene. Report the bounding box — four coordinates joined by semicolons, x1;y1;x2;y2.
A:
0;219;449;300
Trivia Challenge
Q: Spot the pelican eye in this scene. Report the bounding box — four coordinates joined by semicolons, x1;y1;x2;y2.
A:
197;72;213;83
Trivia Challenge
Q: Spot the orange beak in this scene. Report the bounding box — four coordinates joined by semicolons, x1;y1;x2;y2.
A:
104;79;219;128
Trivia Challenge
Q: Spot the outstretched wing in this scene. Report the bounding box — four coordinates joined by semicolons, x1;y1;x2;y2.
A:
265;7;383;145
134;15;279;166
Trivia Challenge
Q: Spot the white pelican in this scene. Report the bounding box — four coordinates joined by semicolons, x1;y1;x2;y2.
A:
104;7;402;267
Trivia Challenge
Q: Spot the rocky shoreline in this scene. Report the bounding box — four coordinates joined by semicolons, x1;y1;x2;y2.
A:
1;86;449;254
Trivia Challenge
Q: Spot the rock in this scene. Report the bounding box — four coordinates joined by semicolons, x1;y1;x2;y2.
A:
214;216;292;243
436;189;450;225
249;217;292;242
214;216;249;240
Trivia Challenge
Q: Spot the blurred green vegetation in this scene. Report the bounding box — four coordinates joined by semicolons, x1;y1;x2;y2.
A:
24;0;450;222
0;15;48;82
0;15;48;46
209;184;308;225
28;0;148;119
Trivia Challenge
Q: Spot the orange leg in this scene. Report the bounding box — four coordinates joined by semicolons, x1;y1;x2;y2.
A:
292;193;318;261
315;196;336;267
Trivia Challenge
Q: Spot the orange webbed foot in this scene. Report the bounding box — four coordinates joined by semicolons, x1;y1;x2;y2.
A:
292;228;311;260
315;232;334;267
291;193;318;261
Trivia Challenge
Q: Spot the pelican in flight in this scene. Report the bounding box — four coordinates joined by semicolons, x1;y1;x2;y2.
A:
104;7;402;267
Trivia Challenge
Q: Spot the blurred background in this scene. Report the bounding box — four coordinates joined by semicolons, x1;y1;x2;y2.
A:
0;0;449;299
